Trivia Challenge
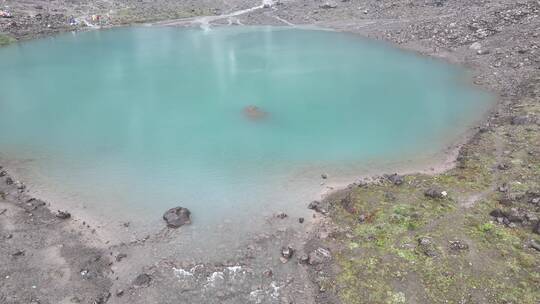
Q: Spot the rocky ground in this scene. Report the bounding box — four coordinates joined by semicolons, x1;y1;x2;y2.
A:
1;0;539;303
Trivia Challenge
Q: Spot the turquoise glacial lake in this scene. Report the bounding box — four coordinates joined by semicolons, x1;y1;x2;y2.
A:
0;27;491;242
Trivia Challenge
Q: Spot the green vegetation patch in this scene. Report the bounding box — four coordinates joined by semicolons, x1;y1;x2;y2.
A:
0;33;16;46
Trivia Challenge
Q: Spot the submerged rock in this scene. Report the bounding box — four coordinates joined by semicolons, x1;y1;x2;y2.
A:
163;207;191;228
243;105;268;120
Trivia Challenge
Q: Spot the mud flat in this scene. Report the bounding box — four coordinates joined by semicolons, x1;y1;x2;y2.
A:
1;0;539;303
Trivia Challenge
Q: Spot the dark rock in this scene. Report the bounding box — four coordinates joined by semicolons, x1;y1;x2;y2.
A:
5;177;14;185
115;289;124;297
498;183;509;193
489;208;505;218
357;180;368;188
511;115;530;125
275;212;288;219
298;217;304;223
321;173;328;179
280;246;294;263
530;240;540;252
358;213;367;223
339;194;356;214
163;206;191;228
12;250;25;257
506;209;525;223
497;163;511;170
476;49;490;55
308;200;327;214
93;292;111;304
55;210;71;219
386;173;404;185
533;222;540;235
298;254;309;264
281;246;294;259
115;253;127;262
499;194;515;206
0;170;6;177
424;188;446;199
132;273;152;288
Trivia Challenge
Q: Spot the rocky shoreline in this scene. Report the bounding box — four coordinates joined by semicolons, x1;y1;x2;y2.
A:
1;0;539;303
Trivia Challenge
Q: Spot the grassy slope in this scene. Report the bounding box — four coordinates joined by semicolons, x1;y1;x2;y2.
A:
324;94;540;303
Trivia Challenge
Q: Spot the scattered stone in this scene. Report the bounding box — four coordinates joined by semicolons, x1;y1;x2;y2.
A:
262;269;273;277
530;240;540;252
321;173;328;179
357;180;368;188
511;115;530;125
424;188;446;199
115;253;127;262
386;173;404;185
476;49;490;55
308;247;331;265
298;254;309;264
417;237;438;257
449;240;469;251
163;206;191;228
339;195;356;214
12;250;25;257
497;163;511;170
280;246;294;263
55;210;71;219
132;273;152;288
359;213;369;223
490;208;505;218
498;183;509;193
115;289;124;297
5;177;14;185
298;217;304;223
506;209;525;223
533;222;540;235
0;208;6;215
320;2;337;9
281;246;294;258
308;200;327;214
275;212;288;219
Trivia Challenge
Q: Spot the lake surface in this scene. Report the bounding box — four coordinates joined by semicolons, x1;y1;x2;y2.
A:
0;26;491;247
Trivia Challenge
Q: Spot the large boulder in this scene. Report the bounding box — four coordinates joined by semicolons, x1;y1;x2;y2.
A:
163;207;191;228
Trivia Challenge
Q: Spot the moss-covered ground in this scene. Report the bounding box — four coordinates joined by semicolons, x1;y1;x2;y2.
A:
324;93;540;303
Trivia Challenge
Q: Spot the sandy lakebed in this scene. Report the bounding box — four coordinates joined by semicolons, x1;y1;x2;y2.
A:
1;0;539;303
